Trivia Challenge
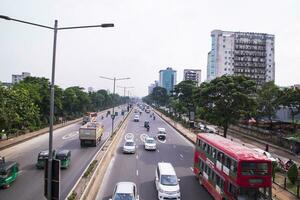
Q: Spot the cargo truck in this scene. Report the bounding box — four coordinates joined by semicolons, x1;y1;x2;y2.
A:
79;122;104;147
82;112;98;125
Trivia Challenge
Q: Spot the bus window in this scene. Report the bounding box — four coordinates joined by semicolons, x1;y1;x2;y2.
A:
241;162;269;176
203;142;207;151
200;160;204;170
225;156;231;169
231;160;237;173
229;183;238;198
208;167;211;177
204;164;208;173
217;152;223;163
212;148;217;159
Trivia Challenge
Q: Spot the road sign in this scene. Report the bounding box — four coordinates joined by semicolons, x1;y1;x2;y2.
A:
44;159;60;200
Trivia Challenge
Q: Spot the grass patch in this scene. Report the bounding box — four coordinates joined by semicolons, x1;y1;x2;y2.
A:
83;160;98;178
67;191;77;200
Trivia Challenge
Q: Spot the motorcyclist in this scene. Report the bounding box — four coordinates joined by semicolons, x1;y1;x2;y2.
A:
147;125;150;132
153;114;155;120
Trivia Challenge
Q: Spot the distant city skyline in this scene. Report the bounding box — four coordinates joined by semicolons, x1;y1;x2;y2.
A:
1;0;300;96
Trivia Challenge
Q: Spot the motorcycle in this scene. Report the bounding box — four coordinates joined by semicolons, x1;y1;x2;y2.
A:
147;126;150;132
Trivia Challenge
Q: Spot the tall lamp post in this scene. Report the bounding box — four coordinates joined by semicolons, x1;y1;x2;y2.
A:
0;15;114;200
99;76;130;135
117;85;134;105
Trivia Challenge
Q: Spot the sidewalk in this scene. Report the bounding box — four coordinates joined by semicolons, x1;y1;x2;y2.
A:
154;109;298;200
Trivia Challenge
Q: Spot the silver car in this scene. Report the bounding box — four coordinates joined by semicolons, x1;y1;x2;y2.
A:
123;140;136;154
144;137;156;150
110;182;139;200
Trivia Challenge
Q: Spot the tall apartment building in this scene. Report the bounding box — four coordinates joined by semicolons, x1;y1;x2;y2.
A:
207;30;275;85
183;69;201;86
159;67;177;93
12;72;31;84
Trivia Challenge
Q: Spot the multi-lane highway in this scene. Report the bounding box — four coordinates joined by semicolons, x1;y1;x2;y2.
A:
0;107;125;200
97;108;213;200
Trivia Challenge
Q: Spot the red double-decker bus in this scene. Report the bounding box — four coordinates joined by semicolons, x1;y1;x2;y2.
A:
194;133;272;200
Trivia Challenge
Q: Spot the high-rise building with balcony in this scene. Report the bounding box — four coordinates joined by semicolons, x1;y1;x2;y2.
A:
207;30;275;85
159;67;177;93
183;69;201;86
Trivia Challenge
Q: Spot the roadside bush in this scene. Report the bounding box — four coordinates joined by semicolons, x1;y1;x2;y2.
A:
287;163;298;184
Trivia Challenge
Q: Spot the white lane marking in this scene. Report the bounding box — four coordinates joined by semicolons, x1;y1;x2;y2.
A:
157;149;159;153
125;133;134;141
136;170;139;176
190;167;194;172
179;154;184;159
62;131;78;140
140;133;149;143
136;154;139;159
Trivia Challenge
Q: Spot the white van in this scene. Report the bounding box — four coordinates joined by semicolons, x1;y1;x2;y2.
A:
155;162;181;200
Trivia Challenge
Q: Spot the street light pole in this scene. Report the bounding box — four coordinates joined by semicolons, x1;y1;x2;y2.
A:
99;76;130;135
112;77;116;135
47;19;58;200
0;15;114;200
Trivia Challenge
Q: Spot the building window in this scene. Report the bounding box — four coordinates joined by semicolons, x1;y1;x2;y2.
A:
225;51;227;54
225;57;227;59
223;45;226;48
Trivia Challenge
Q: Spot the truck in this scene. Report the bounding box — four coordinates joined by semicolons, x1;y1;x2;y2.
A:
79;122;104;147
82;112;98;125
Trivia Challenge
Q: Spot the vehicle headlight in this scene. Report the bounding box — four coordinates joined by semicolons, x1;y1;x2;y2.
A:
158;188;166;193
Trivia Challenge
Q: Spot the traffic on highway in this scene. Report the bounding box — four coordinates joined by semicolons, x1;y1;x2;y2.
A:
97;104;213;200
0;107;125;200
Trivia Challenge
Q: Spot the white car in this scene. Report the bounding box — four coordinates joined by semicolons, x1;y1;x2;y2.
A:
144;137;156;150
133;115;140;122
123;140;136;154
110;182;139;200
253;148;277;162
155;162;181;200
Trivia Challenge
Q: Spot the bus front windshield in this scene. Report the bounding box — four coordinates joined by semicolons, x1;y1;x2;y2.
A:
241;162;269;176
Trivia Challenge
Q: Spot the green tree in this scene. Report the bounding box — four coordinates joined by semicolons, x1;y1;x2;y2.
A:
287;163;298;184
151;86;169;106
172;80;197;118
195;75;256;137
0;86;40;133
256;81;281;129
280;88;300;131
63;87;90;118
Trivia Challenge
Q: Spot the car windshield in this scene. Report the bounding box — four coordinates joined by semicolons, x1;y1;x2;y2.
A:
146;139;154;143
56;155;67;160
114;193;134;200
38;155;48;160
125;142;134;146
161;175;178;186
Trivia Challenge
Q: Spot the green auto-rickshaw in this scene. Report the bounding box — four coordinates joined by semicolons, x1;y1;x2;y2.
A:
55;150;71;169
36;150;56;169
0;157;19;188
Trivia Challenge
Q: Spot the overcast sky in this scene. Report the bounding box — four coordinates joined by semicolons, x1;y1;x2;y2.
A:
1;0;300;97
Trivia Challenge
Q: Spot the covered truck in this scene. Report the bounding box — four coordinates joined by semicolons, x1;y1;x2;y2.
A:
79;122;104;147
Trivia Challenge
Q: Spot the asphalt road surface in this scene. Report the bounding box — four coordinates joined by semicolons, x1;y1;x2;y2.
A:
0;106;126;200
97;108;213;200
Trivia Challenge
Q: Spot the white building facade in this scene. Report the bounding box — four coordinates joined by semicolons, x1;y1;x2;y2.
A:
12;72;31;84
183;69;201;86
207;30;275;85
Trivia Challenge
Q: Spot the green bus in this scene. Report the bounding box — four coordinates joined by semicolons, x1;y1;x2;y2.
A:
36;150;56;169
55;150;71;169
0;157;19;188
